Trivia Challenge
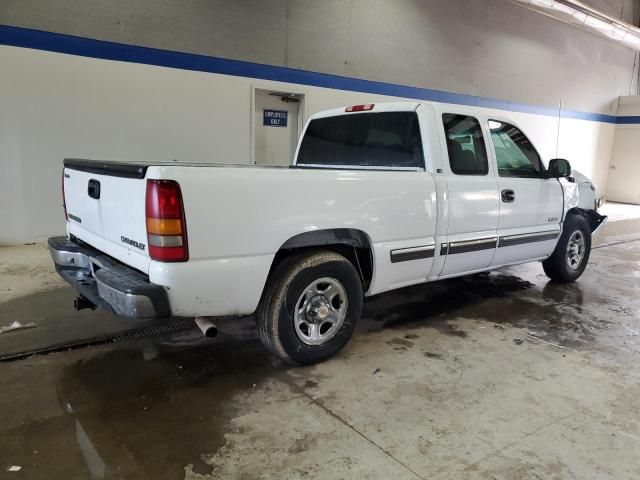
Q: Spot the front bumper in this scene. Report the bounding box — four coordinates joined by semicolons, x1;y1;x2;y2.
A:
588;211;608;236
48;236;170;318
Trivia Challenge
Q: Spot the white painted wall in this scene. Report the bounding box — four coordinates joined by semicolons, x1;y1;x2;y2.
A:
606;96;640;204
0;45;618;244
2;0;636;115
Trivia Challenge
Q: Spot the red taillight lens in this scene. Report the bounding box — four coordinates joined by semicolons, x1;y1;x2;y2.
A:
145;179;188;262
345;104;374;112
62;169;68;220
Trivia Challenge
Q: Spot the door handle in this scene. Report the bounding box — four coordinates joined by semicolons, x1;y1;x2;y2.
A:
501;189;515;203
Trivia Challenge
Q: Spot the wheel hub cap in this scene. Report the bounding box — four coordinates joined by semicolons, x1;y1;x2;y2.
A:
294;278;348;346
306;295;331;320
566;230;585;271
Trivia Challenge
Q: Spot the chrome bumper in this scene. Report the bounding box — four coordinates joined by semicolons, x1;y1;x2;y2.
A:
48;236;170;318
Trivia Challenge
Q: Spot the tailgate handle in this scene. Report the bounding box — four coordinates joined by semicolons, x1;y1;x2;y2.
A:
88;179;101;200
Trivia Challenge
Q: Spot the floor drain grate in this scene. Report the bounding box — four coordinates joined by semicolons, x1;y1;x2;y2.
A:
0;318;196;362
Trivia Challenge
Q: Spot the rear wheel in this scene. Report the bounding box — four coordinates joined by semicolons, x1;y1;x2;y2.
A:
257;250;363;364
543;214;591;282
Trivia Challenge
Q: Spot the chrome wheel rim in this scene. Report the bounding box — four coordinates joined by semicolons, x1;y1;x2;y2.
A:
294;277;348;346
566;230;585;271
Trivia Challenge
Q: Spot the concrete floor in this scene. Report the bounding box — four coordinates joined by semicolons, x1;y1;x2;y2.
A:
1;221;639;479
599;202;640;223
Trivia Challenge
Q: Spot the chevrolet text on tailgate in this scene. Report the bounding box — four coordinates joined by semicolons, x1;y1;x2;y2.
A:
50;101;607;364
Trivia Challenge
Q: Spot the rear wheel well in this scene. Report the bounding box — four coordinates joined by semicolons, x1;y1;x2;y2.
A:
268;230;374;291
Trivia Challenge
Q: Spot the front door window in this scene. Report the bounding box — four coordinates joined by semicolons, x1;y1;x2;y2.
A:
489;120;543;178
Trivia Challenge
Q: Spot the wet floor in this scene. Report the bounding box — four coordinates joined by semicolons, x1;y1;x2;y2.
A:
0;237;639;478
0;287;164;356
1;335;279;479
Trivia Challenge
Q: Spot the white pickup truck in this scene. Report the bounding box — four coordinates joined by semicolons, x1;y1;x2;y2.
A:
50;101;607;364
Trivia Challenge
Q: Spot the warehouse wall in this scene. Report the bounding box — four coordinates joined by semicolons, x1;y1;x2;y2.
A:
1;0;635;114
0;0;638;244
607;96;640;205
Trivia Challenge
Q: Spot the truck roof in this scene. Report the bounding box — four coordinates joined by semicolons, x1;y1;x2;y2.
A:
310;101;422;120
308;100;524;132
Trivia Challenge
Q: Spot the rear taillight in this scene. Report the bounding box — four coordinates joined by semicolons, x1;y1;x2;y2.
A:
62;169;68;220
145;179;188;262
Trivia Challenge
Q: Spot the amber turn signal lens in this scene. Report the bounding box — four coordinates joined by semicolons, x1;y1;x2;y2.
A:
146;218;182;235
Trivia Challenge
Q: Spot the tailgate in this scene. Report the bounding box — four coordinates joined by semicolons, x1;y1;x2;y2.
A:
63;159;151;274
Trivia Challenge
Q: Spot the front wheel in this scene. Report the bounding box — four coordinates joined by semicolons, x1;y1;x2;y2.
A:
257;250;363;364
543;214;592;282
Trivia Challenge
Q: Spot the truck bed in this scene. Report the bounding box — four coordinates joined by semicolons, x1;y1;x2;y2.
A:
62;157;438;316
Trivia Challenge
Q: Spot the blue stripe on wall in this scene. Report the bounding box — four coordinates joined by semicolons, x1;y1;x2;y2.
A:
617;116;640;124
0;24;620;124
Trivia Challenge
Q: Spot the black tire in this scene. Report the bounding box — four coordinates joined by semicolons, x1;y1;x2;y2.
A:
257;250;363;365
542;214;591;282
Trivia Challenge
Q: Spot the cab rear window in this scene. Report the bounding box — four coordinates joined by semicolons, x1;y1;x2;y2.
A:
296;112;424;169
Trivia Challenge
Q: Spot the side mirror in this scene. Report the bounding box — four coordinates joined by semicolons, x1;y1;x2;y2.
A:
548;158;572;178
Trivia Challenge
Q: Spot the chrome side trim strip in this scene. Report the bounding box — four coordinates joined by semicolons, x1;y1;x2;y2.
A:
447;237;497;255
390;245;435;263
440;230;561;257
498;231;559;248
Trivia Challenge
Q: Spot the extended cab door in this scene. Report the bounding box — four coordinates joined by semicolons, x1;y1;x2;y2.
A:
486;120;563;267
435;109;500;277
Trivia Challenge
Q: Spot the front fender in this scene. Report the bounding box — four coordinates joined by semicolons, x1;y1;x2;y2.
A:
560;169;597;220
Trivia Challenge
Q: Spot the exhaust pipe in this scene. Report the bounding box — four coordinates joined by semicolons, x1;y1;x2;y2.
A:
74;295;96;311
195;317;218;338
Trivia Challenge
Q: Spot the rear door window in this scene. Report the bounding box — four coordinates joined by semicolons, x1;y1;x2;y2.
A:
442;114;489;175
296;112;424;169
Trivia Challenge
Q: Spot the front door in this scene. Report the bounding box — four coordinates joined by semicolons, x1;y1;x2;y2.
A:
487;120;564;267
254;89;301;166
438;112;500;277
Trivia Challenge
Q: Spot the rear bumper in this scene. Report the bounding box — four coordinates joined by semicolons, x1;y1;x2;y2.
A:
48;236;170;318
